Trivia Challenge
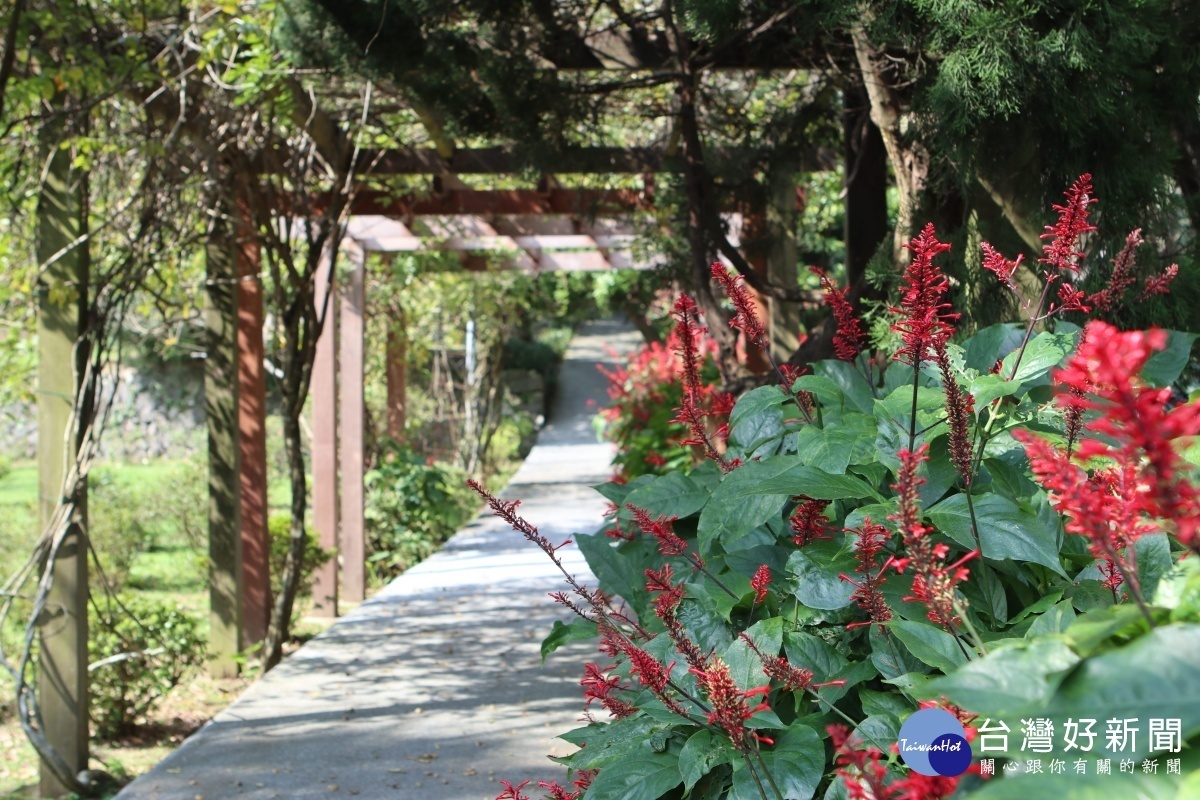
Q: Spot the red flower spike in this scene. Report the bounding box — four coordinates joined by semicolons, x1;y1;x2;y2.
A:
672;295;734;471
933;340;974;486
581;662;635;720
891;224;958;367
980;242;1022;293
711;262;768;349
1140;263;1179;300
841;519;894;630
889;445;972;628
645;564;675;593
538;782;580;800
739;633;814;692
751;565;772;603
1086;229;1142;313
789;497;832;545
811;265;866;362
1040;174;1097;273
626;505;690;558
827;725;891;800
572;771;597;792
690;657;768;750
496;779;532;800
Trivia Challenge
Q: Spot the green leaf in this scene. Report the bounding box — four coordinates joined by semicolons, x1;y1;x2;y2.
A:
730;725;823;800
575;532;647;613
792;374;846;409
730;402;786;454
1142;330;1198;387
1135;533;1173;601
999;330;1077;383
678;730;733;793
724;617;785;691
858;688;914;719
926;492;1066;576
731;385;788;426
964;323;1025;373
814;360;874;414
784;631;849;682
699;458;881;551
889;619;969;673
541;618;598;662
792;426;862;475
786;538;858;610
1025;599;1076;639
970;373;1021;408
582;746;683;800
623;472;710;521
921;638;1080;717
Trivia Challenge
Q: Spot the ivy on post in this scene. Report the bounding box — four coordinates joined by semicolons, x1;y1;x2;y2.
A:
35;108;89;797
204;204;244;679
310;247;339;617
338;241;367;606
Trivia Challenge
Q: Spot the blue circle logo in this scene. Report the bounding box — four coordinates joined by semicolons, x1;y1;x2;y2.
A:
897;708;971;777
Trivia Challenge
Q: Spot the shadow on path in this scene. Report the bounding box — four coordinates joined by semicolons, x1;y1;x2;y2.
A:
116;317;642;800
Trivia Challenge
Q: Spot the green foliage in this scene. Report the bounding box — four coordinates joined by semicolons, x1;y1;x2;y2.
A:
267;514;332;601
88;595;204;740
364;440;478;580
542;299;1200;795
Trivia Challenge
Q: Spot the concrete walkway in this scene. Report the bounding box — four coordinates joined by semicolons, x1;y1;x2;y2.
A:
118;318;642;800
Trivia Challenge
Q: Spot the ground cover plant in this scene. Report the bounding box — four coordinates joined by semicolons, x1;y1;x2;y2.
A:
474;176;1200;799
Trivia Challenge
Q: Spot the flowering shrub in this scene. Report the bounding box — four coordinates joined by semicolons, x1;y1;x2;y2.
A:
475;176;1200;799
597;325;732;480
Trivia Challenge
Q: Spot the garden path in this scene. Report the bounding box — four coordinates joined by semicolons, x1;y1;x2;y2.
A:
116;317;642;800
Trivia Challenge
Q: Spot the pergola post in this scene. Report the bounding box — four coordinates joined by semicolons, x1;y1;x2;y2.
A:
35;118;89;796
204;209;243;679
338;242;366;605
235;203;270;649
767;164;801;360
310;248;339;616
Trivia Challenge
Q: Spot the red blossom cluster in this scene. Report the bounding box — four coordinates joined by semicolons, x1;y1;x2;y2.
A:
840;519;895;631
1016;322;1200;588
672;295;739;472
738;632;822;693
811;266;865;362
496;779;532;800
710;262;768;350
627;504;691;559
581;662;635;720
891;224;957;367
933;339;975;486
789;497;831;545
750;565;772;603
690;656;771;750
644;565;707;671
1040;174;1097;274
537;781;579;800
889;446;977;629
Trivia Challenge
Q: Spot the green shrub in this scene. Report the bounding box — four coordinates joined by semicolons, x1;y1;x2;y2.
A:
267;513;332;600
365;440;477;579
89;474;156;591
89;594;204;739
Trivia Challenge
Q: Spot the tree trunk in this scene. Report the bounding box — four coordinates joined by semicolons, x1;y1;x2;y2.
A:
842;84;890;290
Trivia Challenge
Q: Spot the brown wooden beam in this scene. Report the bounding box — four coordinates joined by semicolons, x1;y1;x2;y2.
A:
348;188;651;217
386;299;407;442
338;243;366;605
310;249;339;617
236;205;270;650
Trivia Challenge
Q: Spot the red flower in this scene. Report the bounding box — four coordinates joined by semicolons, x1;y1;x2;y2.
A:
811;266;865;361
1040;173;1097;273
840;519;894;630
496;780;532;800
827;725;890;800
626;505;690;559
789;497;831;545
672;295;735;471
690;656;770;750
572;770;597;792
625;645;671;693
739;632;819;692
980;242;1021;293
645;565;707;671
1086;229;1141;313
751;565;772;603
644;451;668;469
891;224;957;366
932;340;975;486
538;782;580;800
1140;263;1179;300
581;662;635;720
889;445;976;629
711;262;768;349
